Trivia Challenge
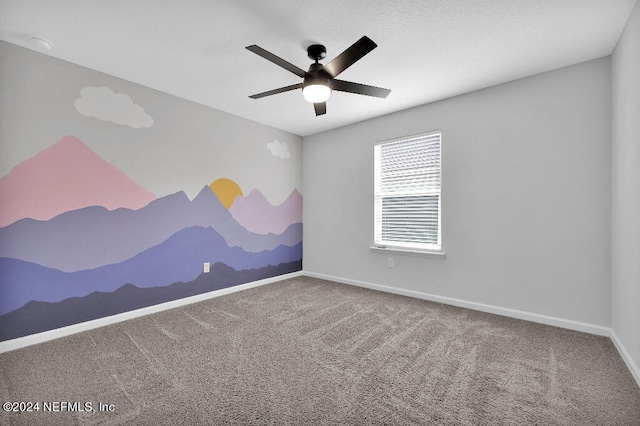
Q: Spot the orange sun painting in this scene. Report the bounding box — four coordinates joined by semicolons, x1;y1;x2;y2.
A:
209;178;243;209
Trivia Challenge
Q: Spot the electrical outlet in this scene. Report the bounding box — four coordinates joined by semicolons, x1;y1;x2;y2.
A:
387;258;394;268
203;262;210;273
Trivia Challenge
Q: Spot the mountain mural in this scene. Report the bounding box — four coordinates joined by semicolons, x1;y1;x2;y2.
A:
0;135;302;342
230;188;303;235
0;136;156;227
0;186;302;272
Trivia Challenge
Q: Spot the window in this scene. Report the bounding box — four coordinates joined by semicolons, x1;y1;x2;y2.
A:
374;131;442;253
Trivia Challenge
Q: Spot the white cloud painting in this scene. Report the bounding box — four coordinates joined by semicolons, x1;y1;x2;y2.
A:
267;139;290;159
75;86;153;129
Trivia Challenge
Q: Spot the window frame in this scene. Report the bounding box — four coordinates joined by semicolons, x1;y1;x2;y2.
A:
372;130;445;257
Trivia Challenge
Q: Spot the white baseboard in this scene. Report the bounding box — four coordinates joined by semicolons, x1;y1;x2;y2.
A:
303;271;611;336
609;329;640;388
0;270;303;354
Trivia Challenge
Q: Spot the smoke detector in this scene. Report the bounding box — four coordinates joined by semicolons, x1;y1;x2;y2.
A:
30;36;54;51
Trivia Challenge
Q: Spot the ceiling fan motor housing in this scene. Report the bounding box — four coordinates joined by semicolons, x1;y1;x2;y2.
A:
304;62;331;89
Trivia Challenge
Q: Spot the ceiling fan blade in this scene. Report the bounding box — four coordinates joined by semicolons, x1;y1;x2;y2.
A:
246;45;307;78
323;36;377;78
332;79;391;98
249;83;303;99
314;102;326;116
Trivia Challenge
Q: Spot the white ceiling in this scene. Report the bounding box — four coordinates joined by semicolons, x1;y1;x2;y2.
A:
0;0;636;137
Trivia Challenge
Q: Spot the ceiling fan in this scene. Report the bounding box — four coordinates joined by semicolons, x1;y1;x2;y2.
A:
246;36;391;116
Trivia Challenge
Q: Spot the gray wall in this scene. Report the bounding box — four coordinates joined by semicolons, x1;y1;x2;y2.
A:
303;57;612;327
612;1;640;375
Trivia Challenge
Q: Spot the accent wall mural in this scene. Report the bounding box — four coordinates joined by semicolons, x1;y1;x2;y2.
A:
0;42;303;342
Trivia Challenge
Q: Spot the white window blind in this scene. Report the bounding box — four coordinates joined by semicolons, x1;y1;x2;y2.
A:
374;131;441;251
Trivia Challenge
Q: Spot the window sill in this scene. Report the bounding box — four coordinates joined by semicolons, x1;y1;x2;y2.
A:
370;246;447;259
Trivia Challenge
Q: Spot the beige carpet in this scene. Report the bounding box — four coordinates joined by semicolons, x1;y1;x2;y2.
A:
1;276;639;425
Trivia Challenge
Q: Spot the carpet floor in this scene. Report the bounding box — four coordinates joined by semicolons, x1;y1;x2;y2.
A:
1;276;639;425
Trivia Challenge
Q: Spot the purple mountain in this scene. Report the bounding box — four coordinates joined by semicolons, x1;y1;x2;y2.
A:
0;226;301;316
0;186;302;272
230;189;302;235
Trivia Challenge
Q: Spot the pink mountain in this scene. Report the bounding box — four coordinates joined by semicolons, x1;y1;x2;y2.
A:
0;135;156;227
230;188;302;235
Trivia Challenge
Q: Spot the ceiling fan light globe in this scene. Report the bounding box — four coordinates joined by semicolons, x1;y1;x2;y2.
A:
302;84;331;103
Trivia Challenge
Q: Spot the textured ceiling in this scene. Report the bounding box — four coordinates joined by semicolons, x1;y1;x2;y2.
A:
0;0;636;136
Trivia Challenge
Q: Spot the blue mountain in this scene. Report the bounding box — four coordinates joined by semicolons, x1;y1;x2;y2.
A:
0;226;301;316
0;260;302;342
